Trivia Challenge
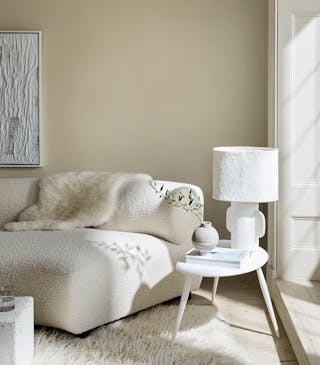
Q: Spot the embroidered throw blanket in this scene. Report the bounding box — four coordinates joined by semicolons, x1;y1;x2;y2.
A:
4;171;151;231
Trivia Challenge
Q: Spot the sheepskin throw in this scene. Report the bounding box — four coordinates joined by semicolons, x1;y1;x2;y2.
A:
4;171;151;231
32;304;251;365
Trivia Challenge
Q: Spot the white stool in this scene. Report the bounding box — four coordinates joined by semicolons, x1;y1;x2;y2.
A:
0;297;34;365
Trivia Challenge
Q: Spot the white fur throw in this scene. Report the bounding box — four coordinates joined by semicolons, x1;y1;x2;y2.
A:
4;172;151;231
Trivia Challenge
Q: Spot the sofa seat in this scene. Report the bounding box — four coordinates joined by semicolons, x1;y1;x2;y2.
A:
0;228;200;334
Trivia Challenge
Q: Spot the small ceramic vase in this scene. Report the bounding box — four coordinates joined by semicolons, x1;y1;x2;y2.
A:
193;221;219;255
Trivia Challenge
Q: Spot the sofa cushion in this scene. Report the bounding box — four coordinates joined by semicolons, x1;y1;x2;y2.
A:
0;178;39;228
0;228;199;333
98;179;204;244
0;176;204;245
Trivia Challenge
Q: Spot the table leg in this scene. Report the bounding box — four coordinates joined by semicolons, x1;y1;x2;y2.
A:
212;277;219;304
256;268;280;338
172;275;192;343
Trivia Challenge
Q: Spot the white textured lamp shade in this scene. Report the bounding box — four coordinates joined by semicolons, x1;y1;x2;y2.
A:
212;147;278;203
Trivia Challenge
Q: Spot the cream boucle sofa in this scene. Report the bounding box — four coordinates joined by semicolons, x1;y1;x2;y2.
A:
0;177;202;334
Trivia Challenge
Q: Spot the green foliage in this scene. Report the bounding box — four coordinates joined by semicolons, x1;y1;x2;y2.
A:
149;180;203;222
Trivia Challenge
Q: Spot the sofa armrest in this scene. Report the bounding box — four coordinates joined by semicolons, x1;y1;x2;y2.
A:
99;179;204;244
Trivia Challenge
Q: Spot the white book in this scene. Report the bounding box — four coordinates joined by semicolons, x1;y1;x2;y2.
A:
185;247;250;269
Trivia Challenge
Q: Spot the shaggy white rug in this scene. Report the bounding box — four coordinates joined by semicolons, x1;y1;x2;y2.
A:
32;304;251;365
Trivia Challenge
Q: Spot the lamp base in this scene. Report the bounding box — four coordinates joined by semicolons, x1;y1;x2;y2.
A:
226;202;265;251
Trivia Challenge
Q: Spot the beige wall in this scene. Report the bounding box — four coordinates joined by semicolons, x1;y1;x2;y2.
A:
0;0;266;238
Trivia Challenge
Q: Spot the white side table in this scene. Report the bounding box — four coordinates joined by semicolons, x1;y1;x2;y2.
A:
0;297;34;365
172;242;279;342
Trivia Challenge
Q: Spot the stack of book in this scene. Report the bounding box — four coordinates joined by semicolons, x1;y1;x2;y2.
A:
186;247;250;269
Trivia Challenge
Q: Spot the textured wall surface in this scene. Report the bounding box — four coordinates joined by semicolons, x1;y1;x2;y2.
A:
0;32;40;165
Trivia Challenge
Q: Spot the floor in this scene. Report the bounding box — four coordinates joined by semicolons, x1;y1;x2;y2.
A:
188;273;298;364
274;279;320;365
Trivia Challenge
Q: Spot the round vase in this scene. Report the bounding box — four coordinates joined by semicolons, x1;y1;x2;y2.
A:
193;221;219;255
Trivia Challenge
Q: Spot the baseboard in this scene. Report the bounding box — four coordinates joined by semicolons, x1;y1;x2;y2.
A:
266;265;277;296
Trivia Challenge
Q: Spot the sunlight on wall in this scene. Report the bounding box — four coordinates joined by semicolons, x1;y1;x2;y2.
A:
0;0;266;236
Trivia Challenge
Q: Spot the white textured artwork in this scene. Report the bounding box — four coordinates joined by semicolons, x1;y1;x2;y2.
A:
0;32;41;166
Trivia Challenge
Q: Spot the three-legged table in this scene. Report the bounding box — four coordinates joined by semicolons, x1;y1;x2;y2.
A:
172;244;279;342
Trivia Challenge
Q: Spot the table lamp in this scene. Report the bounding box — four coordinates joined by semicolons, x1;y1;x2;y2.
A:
212;146;278;251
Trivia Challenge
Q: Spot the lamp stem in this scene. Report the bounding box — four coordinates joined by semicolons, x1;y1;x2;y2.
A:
226;202;265;251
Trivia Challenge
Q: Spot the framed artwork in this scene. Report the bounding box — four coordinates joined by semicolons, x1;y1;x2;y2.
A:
0;31;42;167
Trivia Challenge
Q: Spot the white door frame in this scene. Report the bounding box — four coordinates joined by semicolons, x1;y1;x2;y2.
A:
267;0;278;287
268;0;320;283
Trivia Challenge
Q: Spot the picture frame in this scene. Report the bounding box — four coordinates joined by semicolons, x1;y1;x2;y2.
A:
0;31;42;167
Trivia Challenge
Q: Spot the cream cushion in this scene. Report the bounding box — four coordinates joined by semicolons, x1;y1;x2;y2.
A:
98;179;203;244
1;176;203;245
0;228;200;334
0;178;39;228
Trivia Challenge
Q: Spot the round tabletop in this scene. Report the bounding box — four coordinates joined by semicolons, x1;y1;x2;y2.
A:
176;246;269;278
